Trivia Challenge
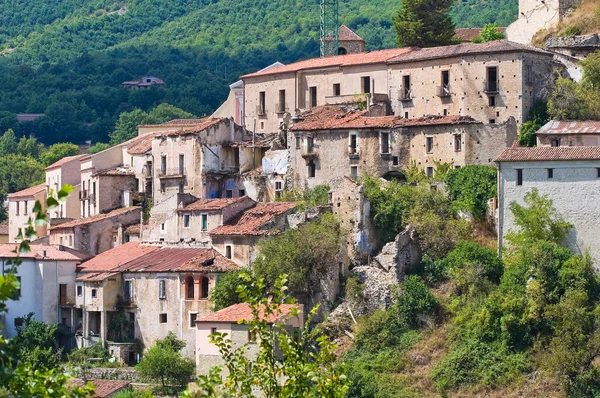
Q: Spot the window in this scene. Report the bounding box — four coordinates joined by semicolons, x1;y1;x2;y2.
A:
380;132;390;154
258;91;266;114
392;156;399;166
426;137;434;153
160;155;166;175
201;214;208;231
486;66;498;92
200;277;209;299
159;313;167;323
547;168;554;179
59;235;63;245
350;166;358;178
361;76;371;94
489;95;496;107
295;135;301;149
225;189;233;198
189;313;198;328
516;169;523;186
23;201;27;215
526;64;533;85
551;138;560;147
443;109;448;116
186;276;195;300
349;133;357;154
426;167;434;177
441;70;450;95
161;223;165;231
596;168;600;178
159;280;166;300
225;245;232;259
14;317;23;327
184;214;190;228
179;154;184;174
306;136;314;153
307;160;316;178
309;86;317;108
489;119;496;124
239;189;245;196
333;83;341;96
275;181;283;199
454;134;462;152
124;280;132;299
15;276;21;298
15;201;19;216
179;183;184;194
211;327;217;335
278;89;286;112
402;75;411;99
77;285;82;297
338;47;347;55
160;183;166;193
404;112;409;118
91;289;97;298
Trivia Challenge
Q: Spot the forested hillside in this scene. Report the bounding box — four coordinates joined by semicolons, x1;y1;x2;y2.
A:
0;0;517;145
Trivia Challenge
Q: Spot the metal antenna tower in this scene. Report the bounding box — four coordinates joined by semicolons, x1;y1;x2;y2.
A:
320;0;339;57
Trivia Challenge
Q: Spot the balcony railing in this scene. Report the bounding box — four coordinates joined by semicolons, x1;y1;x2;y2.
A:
275;103;289;114
117;294;135;308
79;190;89;200
158;168;186;178
301;146;318;158
256;105;267;116
438;84;451;97
399;88;412;101
484;81;499;94
59;295;76;306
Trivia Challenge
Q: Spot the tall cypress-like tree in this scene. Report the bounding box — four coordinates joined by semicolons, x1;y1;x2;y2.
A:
393;0;457;48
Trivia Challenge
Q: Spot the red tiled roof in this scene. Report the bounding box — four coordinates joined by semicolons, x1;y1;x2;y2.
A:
161;118;227;137
45;155;84;171
494;146;600;162
69;379;130;398
337;25;364;42
115;247;237;273
162;118;208;125
8;183;46;199
78;241;159;272
127;133;158;155
92;166;134;177
197;303;302;323
241;47;415;78
387;40;550;64
289;105;476;131
50;207;141;230
76;271;120;282
454;27;506;43
537;120;600;135
180;196;251;212
210;202;296;236
0;244;90;261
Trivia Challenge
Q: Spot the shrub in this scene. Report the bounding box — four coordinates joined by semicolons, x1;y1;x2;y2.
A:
443;240;504;284
395;275;438;329
209;270;246;311
445;165;497;221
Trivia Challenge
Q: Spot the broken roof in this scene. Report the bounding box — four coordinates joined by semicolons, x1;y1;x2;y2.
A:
50;207;141;230
0;244;90;261
78;241;159;272
160;118;228;137
289;105;476;131
180;196;252;212
537;120;600;135
494;146;600;162
197;303;301;324
92;166;134;177
127;132;159;155
210;202;297;236
241;47;415;78
45;155;85;171
162;118;209;125
115;247;238;273
8;183;46;199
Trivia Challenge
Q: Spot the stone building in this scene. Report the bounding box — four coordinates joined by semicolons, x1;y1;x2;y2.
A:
0;244;90;339
495;146;600;265
48;206;141;256
241;40;553;134
45;155;85;220
536;120;600;147
7;183;47;243
288;105;517;189
76;242;238;359
329;25;366;55
195;303;302;375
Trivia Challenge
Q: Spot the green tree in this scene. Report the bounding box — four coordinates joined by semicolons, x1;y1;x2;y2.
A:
87;142;110;154
136;332;195;394
0;129;18;157
472;23;505;43
209;270;245;311
189;273;349;398
16;135;45;159
146;103;195;124
39;142;80;166
518;100;549;147
445;165;497;220
548;78;583;120
393;0;457;47
109;109;149;146
13;313;60;369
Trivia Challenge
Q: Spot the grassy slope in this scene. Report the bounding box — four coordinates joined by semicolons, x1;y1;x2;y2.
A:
532;0;600;46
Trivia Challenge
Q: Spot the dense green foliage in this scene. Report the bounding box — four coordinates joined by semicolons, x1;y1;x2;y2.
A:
393;0;458;47
209;270;245;311
136;332;195;395
13;313;61;369
472;23;506;42
277;184;330;211
518;100;549;147
445;165;497;220
253;213;343;300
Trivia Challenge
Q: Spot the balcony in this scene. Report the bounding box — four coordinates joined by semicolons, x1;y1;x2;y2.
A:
301;146;318;158
117;294;136;308
158;168;186;179
484;81;499;94
275;103;289;114
59;295;76;307
256;105;267;116
399;88;413;102
438;84;451;97
79;190;89;201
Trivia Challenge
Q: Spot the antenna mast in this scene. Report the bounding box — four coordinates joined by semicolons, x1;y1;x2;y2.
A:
320;0;339;57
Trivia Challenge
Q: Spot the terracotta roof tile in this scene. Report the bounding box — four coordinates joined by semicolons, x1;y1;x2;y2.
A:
0;244;90;261
494;146;600;162
197;303;302;323
115;247;237;273
162;118;208;125
69;379;130;398
160;118;227;137
210;202;296;236
45;155;85;171
127;133;159;155
337;25;364;42
76;271;120;282
454;27;506;42
50;207;141;230
181;196;251;212
177;249;239;273
92;166;134;177
289;105;476;131
387;40;550;64
241;47;415;78
8;183;46;199
78;241;159;272
537;120;600;135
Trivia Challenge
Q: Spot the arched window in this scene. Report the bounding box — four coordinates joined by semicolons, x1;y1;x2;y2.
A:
338;47;347;55
185;276;195;300
200;277;209;299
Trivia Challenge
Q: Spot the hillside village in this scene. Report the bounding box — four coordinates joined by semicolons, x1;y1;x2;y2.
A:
5;0;600;395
